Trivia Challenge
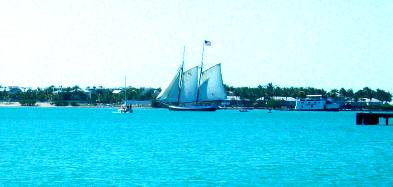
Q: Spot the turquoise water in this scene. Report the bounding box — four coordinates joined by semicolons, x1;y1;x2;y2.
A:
1;108;393;185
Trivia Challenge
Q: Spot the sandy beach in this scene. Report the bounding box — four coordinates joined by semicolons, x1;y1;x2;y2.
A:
0;102;151;108
0;102;54;107
0;102;21;107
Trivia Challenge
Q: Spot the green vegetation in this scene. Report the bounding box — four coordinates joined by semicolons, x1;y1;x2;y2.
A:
17;90;37;106
225;84;391;103
0;83;392;110
0;85;158;107
224;84;392;109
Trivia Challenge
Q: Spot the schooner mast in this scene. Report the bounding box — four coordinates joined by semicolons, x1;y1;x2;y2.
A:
176;46;185;106
196;40;211;102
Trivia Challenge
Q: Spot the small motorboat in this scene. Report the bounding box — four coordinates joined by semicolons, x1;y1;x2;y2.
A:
118;103;133;113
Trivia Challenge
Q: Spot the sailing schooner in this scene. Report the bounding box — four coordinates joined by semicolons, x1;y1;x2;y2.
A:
157;41;226;111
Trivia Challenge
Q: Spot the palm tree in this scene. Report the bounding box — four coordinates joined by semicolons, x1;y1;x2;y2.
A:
298;91;306;98
266;83;274;99
375;89;392;103
328;89;339;98
339;88;347;98
362;87;375;100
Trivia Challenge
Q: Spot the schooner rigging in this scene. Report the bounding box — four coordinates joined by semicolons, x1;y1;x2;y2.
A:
157;41;226;111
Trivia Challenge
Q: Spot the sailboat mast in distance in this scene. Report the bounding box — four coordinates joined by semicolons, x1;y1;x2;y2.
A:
124;76;127;102
118;75;133;113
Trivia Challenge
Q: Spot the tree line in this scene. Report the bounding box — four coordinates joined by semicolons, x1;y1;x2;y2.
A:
1;83;392;108
225;83;392;103
0;85;158;106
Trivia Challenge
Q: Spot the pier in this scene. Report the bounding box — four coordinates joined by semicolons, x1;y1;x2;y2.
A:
356;113;393;125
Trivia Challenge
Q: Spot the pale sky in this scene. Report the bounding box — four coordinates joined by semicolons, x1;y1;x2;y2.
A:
0;0;392;91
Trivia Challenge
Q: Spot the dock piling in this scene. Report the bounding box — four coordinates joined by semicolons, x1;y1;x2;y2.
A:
356;113;393;125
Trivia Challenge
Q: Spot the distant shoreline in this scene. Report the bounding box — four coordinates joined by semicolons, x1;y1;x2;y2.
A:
0;102;87;108
0;102;152;109
1;102;392;112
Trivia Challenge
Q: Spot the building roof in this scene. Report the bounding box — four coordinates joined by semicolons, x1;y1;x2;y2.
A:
257;96;296;102
359;98;382;103
272;96;297;102
226;96;241;101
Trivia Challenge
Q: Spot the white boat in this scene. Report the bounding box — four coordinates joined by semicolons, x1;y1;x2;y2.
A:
295;95;339;111
157;42;226;111
118;103;133;113
118;76;133;113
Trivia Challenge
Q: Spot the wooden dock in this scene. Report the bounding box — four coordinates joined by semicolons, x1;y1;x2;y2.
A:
356;112;393;125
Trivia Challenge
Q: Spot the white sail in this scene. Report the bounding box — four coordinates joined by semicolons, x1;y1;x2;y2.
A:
157;70;181;103
197;63;226;102
179;66;199;103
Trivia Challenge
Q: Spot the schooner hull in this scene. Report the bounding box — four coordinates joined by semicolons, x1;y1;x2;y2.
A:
168;105;219;111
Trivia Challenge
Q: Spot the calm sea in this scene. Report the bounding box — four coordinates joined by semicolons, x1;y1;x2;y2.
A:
0;107;393;186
